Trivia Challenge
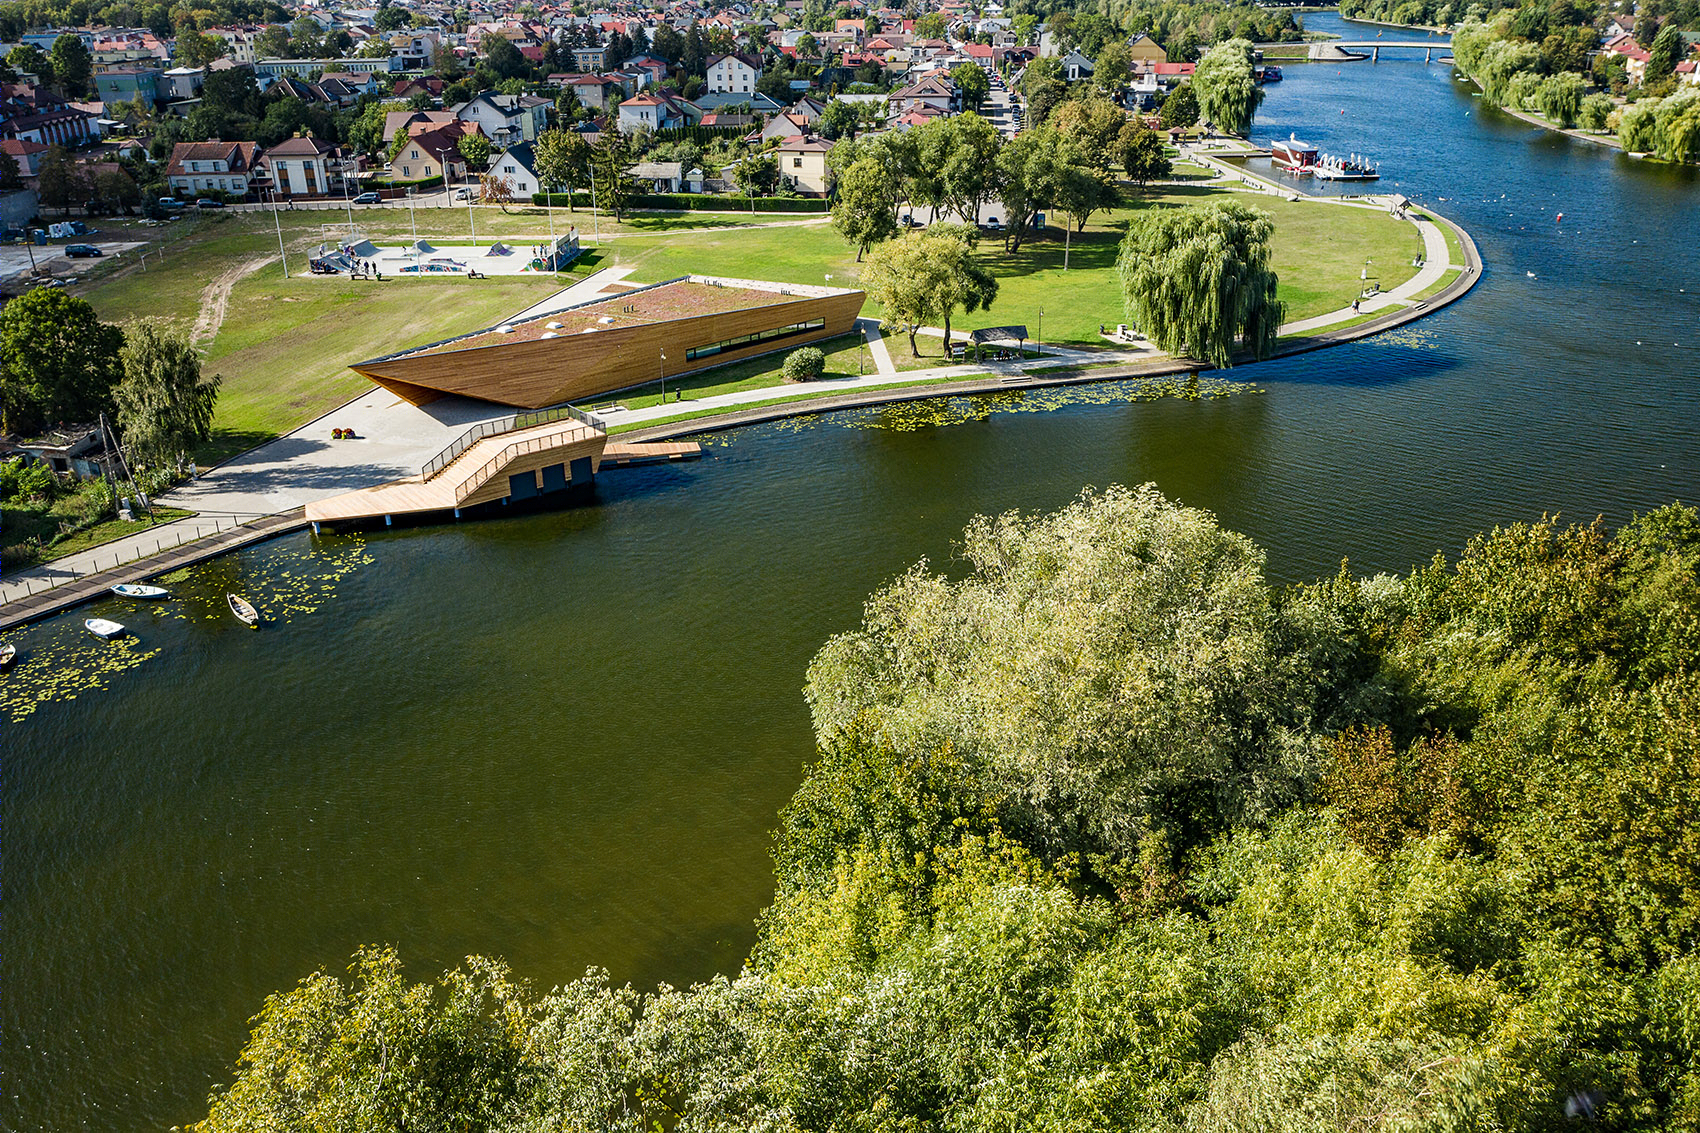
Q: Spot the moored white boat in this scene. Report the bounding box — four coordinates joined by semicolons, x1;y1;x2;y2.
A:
1315;152;1381;181
85;618;127;640
228;594;261;628
0;642;16;668
112;583;170;599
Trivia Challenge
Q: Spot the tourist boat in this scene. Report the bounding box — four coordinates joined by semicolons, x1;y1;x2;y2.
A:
1315;152;1381;181
228;594;261;628
0;642;15;668
1256;64;1283;82
1270;134;1319;175
85;618;127;640
112;583;170;599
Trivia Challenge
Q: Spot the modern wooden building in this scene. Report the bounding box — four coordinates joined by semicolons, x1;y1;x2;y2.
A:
350;276;865;409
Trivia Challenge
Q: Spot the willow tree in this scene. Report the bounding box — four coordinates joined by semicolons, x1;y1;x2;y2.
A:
115;320;220;466
1191;39;1262;136
1116;200;1284;367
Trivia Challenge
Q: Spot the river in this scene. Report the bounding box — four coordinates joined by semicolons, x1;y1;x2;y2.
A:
4;23;1697;1131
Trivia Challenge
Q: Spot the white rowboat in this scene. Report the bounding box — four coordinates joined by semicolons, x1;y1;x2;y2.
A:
228;594;260;628
112;584;170;599
86;618;126;640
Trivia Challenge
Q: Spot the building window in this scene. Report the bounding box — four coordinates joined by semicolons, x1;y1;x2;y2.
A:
793;157;803;167
685;318;825;362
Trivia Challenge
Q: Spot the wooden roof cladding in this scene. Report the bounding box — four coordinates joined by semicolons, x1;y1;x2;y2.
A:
351;277;866;410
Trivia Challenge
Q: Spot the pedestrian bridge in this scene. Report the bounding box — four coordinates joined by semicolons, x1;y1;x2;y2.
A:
1309;39;1451;61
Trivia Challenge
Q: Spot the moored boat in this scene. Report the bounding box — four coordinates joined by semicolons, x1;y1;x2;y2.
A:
85;618;126;640
1315;152;1381;180
1270;133;1318;175
0;642;15;668
112;583;170;599
228;594;261;628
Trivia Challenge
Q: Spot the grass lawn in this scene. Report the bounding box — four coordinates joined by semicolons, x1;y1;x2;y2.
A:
613;186;1422;347
2;504;196;568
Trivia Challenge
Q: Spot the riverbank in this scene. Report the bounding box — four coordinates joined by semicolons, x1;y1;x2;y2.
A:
0;194;1481;630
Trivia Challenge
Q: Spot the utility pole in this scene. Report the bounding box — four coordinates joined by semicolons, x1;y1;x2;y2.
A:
101;412;153;523
270;189;288;278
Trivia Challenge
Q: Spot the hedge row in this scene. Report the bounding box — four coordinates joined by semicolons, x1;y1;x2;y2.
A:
530;191;829;213
367;175;446;192
646;124;754;145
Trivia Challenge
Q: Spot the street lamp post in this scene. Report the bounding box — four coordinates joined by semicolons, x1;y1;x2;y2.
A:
342;156;355;236
1037;305;1043;356
466;167;477;243
658;348;667;405
407;186;418;246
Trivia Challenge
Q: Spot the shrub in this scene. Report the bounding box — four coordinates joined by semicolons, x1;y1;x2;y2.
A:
0;457;56;504
781;346;826;382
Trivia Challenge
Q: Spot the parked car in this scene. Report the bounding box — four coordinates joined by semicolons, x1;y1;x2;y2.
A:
352;191;380;204
453;187;477;201
195;198;224;209
65;243;103;258
157;197;186;209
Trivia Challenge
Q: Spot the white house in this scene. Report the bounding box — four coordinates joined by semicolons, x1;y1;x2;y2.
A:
705;52;761;95
452;90;551;144
491;141;542;195
165;138;262;197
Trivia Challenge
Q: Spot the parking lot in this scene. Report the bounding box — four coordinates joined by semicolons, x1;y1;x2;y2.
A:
0;237;148;286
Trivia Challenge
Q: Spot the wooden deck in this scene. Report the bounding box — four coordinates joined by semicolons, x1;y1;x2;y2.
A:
304;424;702;525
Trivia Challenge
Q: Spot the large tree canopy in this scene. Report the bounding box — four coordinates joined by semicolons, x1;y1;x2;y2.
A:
114;321;221;466
857;226;998;353
1116;199;1284;366
201;493;1700;1133
1191;37;1262;135
0;288;124;435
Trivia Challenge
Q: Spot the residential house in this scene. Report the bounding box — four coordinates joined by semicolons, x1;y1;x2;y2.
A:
321;72;384;100
1604;13;1636;40
1128;33;1166;64
627;160;702;191
1;84;100;145
706;52;762;95
1603;34;1650;83
165;138;262;197
93;68;163;108
383;108;458;141
265;135;352;197
569;44;608;70
1153;61;1195;85
453;90;551;144
622;54;672;84
490;141;542;195
775;135;832;194
760;110;814;141
694;89;784;113
208;26;262;64
160;66;205;101
556;73;627;110
389;122;473;182
391;31;442;70
256;58;397;78
616;90;696;134
1060;50;1094;81
393;77;446;101
0;137;48;177
888;74;955;114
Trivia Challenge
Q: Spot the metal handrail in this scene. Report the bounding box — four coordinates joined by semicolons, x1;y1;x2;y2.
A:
421;403;602;481
452;424;591;504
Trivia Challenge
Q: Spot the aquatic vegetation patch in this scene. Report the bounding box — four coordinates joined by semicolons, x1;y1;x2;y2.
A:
834;374;1261;433
2;535;374;723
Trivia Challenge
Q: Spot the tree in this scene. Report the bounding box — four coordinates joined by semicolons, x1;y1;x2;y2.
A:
35;144;86;211
1645;23;1685;84
114;321;220;467
1537;71;1586;128
1094;41;1131;95
913;12;947;39
458;132;492;169
651;24;684;63
858;226;997;353
94;168;141;211
1051;146;1119;233
533;128;590;209
1050;96;1126;170
482;34;528;80
0;289;124;435
797;32;820;58
1115;121;1172;185
0;147;21;192
1021;56;1067;127
994;129;1051;252
737;151;780;197
6;44;53;85
831;156;900;259
50;33;91;97
1191;38;1262;135
1116;199;1284;366
1652;87;1700;163
816;99;860;140
202;66;263;119
175;29;228;69
951;62;989;111
1160;81;1199;129
591;133;636;219
375;5;410;32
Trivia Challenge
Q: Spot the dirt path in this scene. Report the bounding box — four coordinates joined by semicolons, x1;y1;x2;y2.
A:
192;254;273;346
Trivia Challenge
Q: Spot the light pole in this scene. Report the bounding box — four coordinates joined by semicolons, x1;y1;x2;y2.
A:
466;166;477;243
270;188;288;279
1037;305;1043;356
407;186;417;246
658;347;667;405
341;155;355;237
860;326;867;375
